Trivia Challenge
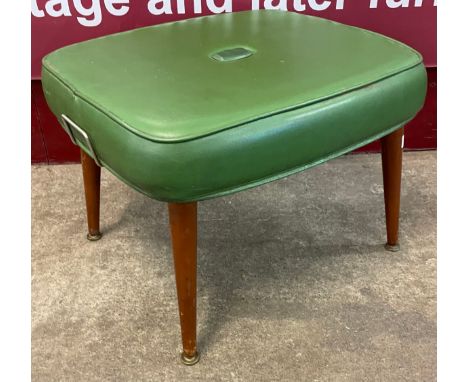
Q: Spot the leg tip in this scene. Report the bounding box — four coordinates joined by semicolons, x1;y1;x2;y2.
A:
87;232;102;241
385;243;400;252
180;351;200;366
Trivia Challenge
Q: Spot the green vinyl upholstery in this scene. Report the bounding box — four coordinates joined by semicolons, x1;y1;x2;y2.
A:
42;10;427;202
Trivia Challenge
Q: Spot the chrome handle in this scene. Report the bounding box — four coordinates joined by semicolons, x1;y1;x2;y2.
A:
61;114;102;167
210;47;255;62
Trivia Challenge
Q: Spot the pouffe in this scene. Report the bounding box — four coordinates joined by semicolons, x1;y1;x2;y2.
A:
42;10;427;365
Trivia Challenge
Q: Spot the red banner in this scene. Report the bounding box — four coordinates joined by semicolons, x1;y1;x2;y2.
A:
31;0;436;78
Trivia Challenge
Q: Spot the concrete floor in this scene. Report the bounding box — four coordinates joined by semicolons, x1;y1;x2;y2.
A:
32;152;436;382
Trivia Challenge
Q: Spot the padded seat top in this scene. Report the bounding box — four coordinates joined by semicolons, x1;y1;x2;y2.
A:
42;10;426;202
42;10;422;143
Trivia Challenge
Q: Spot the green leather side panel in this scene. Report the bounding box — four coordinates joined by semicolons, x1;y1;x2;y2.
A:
42;10;423;143
42;63;427;202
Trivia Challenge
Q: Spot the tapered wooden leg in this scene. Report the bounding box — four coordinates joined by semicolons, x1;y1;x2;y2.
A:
380;127;404;252
168;202;199;365
81;149;102;241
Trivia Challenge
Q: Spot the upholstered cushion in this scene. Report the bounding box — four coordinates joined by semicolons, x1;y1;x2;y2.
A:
42;10;427;202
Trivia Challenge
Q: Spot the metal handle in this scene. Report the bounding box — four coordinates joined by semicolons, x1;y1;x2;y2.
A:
61;114;102;167
210;47;255;62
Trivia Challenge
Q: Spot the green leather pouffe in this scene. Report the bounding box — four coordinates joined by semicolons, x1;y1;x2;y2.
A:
42;10;426;202
42;10;427;365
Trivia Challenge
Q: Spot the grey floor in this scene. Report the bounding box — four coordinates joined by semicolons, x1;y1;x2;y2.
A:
32;152;436;382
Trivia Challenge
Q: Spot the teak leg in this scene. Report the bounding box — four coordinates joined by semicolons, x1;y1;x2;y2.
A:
81;149;102;241
380;127;404;252
168;202;199;365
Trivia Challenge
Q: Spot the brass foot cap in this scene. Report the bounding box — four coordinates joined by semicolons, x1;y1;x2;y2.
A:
87;232;102;241
385;243;400;252
180;351;200;366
